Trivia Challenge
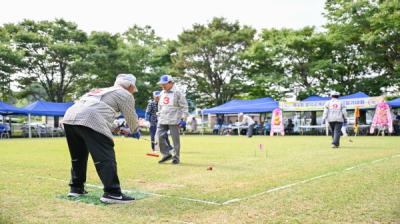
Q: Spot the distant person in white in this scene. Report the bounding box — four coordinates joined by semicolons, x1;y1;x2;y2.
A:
322;91;348;148
239;113;255;137
190;117;198;133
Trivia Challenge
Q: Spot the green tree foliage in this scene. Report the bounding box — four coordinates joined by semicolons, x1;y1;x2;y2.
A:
75;31;126;96
2;4;399;109
80;26;169;109
172;17;256;107
246;27;335;100
246;0;399;100
365;0;400;88
0;27;23;102
5;19;88;102
120;25;170;108
14;80;47;102
325;0;400;95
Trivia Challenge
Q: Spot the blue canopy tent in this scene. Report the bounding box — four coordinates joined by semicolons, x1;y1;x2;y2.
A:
0;101;27;115
339;91;369;99
301;96;330;102
0;102;27;138
202;97;279;114
24;100;145;117
23;101;74;116
301;92;369;102
202;97;279;135
22;101;74;138
388;98;400;108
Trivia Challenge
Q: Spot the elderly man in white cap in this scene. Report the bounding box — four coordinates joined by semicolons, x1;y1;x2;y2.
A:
61;74;140;204
322;91;348;148
157;74;189;164
239;113;256;137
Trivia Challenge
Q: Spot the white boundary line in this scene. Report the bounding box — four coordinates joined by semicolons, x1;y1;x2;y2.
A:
221;153;400;205
1;153;399;206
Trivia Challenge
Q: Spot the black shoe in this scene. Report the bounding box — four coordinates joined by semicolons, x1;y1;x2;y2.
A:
100;193;135;204
158;154;173;163
172;159;180;164
67;187;88;197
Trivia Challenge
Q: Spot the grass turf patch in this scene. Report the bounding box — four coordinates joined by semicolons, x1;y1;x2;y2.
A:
56;187;151;206
1;136;399;223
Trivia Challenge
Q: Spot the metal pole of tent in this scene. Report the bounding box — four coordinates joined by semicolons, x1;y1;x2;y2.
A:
8;115;12;137
201;110;204;136
238;113;240;136
28;113;32;138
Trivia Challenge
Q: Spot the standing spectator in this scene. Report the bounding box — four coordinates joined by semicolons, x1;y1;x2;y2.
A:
179;118;187;134
263;120;271;135
396;111;400;120
393;111;400;135
190;117;198;133
145;91;161;151
0;124;6;138
212;124;220;135
217;116;223;135
285;119;294;134
157;75;189;165
239;113;255;137
322;91;348;148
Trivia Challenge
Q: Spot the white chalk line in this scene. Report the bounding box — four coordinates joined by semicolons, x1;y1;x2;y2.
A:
39;176;221;205
221;153;400;205
1;153;399;207
170;220;195;224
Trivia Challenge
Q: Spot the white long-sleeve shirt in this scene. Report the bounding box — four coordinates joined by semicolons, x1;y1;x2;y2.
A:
62;87;138;140
241;115;255;126
158;86;189;125
322;98;348;123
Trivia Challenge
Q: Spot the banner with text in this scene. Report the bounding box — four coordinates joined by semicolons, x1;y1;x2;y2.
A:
279;96;384;111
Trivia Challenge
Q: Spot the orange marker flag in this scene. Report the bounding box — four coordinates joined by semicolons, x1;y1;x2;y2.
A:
354;106;360;135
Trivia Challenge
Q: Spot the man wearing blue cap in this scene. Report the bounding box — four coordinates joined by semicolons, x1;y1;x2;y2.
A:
146;91;167;151
157;74;189;164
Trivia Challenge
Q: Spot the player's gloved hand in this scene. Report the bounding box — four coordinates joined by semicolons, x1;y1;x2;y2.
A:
321;119;326;125
343;119;348;124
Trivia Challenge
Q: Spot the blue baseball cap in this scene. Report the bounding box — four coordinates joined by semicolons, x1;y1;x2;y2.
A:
153;91;161;97
158;74;174;84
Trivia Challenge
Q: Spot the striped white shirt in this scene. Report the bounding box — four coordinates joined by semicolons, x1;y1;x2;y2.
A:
61;87;138;140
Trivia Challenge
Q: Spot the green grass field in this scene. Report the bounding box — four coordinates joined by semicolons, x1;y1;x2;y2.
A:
0;136;399;223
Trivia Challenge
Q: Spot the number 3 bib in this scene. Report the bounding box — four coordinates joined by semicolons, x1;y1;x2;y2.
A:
160;92;174;106
329;102;341;110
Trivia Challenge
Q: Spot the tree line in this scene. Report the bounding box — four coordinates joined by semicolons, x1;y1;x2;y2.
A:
0;0;399;110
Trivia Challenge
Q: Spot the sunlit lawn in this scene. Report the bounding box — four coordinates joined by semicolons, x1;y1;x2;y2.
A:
0;135;399;223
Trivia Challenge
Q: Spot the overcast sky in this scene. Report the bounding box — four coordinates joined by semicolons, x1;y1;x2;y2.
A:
1;0;327;39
